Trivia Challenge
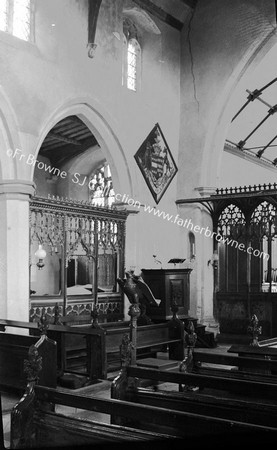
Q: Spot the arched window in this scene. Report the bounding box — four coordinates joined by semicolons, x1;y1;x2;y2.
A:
122;18;141;92
188;232;195;261
0;0;33;41
127;38;141;91
88;164;115;208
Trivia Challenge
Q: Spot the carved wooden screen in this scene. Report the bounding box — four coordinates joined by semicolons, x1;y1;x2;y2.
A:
29;196;127;315
250;202;277;293
217;204;246;292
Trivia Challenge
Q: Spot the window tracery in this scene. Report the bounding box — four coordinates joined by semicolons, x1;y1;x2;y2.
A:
88;164;115;208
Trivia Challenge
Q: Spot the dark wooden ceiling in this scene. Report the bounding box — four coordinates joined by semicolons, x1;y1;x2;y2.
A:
131;0;197;30
39;116;98;167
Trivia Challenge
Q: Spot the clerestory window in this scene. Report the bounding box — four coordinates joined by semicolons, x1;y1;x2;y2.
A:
123;18;141;92
0;0;33;42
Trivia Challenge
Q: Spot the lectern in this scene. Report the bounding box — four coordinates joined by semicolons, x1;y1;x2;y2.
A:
141;268;192;321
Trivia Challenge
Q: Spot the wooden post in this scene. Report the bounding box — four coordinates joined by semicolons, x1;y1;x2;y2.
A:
128;302;140;365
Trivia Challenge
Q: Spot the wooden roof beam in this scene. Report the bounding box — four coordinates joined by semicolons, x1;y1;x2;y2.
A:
178;0;198;9
132;0;184;31
48;132;82;146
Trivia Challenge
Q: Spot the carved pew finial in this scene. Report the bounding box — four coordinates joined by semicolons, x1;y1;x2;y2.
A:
91;304;101;329
247;314;262;347
120;333;133;368
23;345;43;383
111;333;138;426
53;303;62;325
38;312;49;335
185;320;198;349
128;303;141;365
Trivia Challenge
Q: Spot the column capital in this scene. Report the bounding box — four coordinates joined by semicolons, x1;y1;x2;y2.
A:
195;186;217;197
0;180;35;199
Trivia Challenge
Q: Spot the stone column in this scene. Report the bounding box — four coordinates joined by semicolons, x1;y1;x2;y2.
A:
195;187;220;338
0;181;34;321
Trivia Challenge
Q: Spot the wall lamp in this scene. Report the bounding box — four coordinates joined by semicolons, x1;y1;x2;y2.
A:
208;252;219;269
35;244;47;270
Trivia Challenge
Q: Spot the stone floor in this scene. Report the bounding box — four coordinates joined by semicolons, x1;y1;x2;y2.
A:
1;344;233;448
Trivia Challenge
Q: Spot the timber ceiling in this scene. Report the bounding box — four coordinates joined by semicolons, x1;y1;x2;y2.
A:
39;116;98;168
131;0;197;30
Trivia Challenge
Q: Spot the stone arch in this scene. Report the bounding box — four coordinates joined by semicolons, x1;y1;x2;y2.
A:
0;86;23;182
33;97;133;199
200;29;277;188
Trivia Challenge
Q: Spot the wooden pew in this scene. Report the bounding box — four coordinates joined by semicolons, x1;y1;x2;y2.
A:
0;317;57;392
227;344;277;373
180;317;277;380
10;345;277;448
111;362;277;429
10;386;178;448
110;333;277;435
0;315;105;389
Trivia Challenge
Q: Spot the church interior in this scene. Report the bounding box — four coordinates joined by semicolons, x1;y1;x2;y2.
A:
1;0;277;448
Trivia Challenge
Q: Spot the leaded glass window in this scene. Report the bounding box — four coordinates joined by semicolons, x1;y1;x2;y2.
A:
0;0;33;41
89;164;115;208
122;18;141;92
127;38;140;91
13;0;31;41
0;0;8;32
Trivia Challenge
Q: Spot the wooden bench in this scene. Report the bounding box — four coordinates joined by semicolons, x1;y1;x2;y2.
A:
228;344;277;374
191;349;277;380
0;318;57;392
0;316;105;389
10;345;277;448
111;358;277;431
173;319;277;382
109;332;277;435
10;385;177;448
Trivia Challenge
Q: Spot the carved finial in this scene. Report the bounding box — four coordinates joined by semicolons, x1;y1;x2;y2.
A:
247;314;262;347
91;304;101;328
128;302;141;319
179;321;198;391
23;345;42;382
120;333;133;368
38;313;49;335
185;320;197;348
53;303;62;325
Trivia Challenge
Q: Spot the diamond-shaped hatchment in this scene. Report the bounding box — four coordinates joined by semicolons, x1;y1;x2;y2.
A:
134;123;178;204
